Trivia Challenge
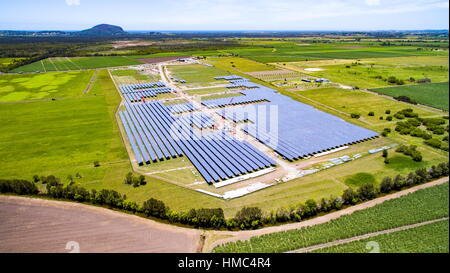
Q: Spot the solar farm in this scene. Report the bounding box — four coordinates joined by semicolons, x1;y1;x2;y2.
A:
108;56;404;200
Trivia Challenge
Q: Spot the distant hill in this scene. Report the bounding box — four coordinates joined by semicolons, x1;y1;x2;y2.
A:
77;24;127;36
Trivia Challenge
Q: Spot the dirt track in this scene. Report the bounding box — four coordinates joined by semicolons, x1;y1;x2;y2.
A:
0;196;201;253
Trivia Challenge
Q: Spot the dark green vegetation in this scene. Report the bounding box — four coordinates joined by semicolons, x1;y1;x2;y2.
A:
372;82;449;110
311;219;449;253
213;181;449;252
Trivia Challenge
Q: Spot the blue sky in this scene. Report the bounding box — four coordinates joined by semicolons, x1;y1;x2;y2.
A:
0;0;448;31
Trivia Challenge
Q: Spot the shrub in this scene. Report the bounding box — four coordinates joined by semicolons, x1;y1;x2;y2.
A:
424;138;442;149
93;161;100;167
143;198;167;218
357;184;377;201
234;207;263;229
350;113;360;119
386;116;393;121
368;112;375;116
379;177;393;193
342;188;358;205
0;179;39;195
385;110;391;114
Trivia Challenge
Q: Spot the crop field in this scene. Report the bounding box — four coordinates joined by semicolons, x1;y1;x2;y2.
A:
167;64;229;87
371;82;449;111
246;69;309;82
280;56;449;89
311;220;449;253
12;56;143;73
213;182;449;253
0;71;94;102
207;57;276;72
224;42;448;63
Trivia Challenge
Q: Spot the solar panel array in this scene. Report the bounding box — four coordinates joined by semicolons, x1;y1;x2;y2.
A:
167;102;198;114
214;75;243;80
178;112;215;129
120;82;172;102
204;77;379;160
119;100;276;184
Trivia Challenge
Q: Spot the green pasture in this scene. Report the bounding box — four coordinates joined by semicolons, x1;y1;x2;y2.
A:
167;63;229;87
371;82;449;111
0;71;94;102
283;56;449;89
184;87;229;95
207;57;276;72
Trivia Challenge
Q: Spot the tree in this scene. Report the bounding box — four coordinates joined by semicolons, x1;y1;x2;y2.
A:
351;113;360;119
382;149;388;158
234;207;263;229
342;188;358;205
138;175;147;185
380;177;393;193
368;112;375;116
393;175;405;190
385;110;391;114
32;175;40;183
143;198;167;218
124;172;133;185
358;183;377;201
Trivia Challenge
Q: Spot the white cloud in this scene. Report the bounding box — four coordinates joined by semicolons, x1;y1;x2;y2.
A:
366;0;381;5
66;0;80;6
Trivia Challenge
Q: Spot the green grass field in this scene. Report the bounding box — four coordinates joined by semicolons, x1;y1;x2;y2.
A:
224;42;448;63
213;182;449;253
292;87;437;125
0;71;94;102
0;57;25;66
207;57;276;72
371;82;449;111
12;56;143;73
311;220;449;253
184;87;229;95
167;63;229;88
281;56;449;89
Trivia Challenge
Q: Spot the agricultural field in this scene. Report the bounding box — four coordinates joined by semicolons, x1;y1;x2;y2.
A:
0;71;94;102
279;56;449;89
213;182;449;253
224;42;448;63
371;82;449;111
12;56;143;73
166;63;229;88
110;68;160;85
206;57;276;72
311;220;449;253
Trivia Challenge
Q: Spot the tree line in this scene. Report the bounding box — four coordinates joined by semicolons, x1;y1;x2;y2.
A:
0;161;448;230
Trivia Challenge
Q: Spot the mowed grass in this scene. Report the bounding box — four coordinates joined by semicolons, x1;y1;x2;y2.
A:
12;56;142;72
282;56;449;89
207;57;276;72
167;64;229;88
311;220;449;253
371;82;449;111
0;71;94;102
213;182;449;253
294;87;437;125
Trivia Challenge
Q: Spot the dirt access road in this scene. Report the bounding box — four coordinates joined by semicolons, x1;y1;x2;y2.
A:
0;196;201;253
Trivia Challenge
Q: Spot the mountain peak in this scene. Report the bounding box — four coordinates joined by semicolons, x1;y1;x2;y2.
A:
79;24;126;36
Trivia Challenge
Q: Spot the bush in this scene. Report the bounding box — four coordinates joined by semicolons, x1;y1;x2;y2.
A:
357;184;377;201
386;116;393;121
342;188;358;205
424;138;442;149
350;113;360;119
385;110;391;114
93;161;100;167
234;207;263;229
368;112;375;116
0;179;39;195
143;198;167;218
380;177;393;193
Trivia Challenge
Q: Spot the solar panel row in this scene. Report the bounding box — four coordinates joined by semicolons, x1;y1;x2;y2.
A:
167;102;197;114
178;112;215;129
205;78;379;160
119;101;276;184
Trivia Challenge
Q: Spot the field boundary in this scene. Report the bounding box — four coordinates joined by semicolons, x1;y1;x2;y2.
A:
287;217;449;253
